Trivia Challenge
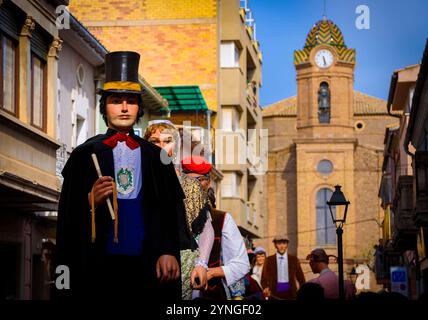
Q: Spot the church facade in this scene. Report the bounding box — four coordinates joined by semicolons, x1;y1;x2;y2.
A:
261;19;399;282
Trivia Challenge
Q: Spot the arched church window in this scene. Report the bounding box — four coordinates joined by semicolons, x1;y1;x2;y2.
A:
318;82;330;124
316;188;336;245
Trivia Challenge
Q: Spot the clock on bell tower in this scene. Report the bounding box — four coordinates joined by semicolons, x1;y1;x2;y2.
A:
293;19;356;138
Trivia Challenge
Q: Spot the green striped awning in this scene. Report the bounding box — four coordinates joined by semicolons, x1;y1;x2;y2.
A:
154;86;208;112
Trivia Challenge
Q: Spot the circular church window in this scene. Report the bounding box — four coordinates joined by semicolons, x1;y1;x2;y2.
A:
355;121;365;131
317;160;333;175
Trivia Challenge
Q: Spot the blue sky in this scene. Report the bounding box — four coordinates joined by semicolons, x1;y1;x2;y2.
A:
250;0;428;107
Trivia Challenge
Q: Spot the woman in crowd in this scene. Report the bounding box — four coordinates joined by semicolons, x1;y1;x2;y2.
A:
251;246;266;288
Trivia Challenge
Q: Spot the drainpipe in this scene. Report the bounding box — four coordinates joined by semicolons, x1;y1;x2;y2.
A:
206;109;212;162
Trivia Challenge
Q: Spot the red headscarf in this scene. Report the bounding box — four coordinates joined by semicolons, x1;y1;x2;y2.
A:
181;156;212;175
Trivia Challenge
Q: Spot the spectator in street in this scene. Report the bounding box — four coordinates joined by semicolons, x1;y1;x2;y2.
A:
355;291;382;303
296;282;325;301
261;235;306;300
378;290;408;302
182;157;250;300
242;250;264;300
306;248;356;300
41;240;55;299
251;246;266;288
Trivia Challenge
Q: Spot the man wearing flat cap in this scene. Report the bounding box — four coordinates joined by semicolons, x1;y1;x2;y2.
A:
307;248;355;299
55;51;184;299
261;234;305;300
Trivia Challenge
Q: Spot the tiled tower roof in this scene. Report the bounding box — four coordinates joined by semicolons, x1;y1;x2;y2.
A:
294;19;356;65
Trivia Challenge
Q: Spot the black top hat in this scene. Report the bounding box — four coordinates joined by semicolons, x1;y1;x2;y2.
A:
99;51;143;94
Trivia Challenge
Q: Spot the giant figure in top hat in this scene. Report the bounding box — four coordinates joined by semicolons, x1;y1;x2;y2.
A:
55;51;184;299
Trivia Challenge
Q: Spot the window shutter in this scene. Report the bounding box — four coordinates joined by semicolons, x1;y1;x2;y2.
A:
0;2;23;40
31;26;50;60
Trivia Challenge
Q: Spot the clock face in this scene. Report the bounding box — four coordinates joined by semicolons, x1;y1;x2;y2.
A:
314;49;334;68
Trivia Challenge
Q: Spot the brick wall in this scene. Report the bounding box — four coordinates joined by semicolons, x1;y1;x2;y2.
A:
70;0;217;21
69;0;218;112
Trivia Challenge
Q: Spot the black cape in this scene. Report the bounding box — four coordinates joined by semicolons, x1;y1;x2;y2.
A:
54;128;184;300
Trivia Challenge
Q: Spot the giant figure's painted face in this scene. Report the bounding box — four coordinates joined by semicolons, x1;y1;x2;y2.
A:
106;93;139;131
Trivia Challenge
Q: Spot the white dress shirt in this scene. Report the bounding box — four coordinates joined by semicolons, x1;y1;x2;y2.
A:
112;140;142;199
192;212;250;299
221;213;251;286
276;252;289;283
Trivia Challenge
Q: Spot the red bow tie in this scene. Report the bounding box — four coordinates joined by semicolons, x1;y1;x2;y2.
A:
103;133;139;150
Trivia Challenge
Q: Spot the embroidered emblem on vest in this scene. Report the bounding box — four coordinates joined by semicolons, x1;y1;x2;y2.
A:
117;167;134;194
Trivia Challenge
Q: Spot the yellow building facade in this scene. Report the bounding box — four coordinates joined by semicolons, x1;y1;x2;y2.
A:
262;18;399;285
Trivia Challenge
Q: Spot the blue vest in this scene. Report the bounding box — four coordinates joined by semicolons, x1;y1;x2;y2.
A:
106;190;144;255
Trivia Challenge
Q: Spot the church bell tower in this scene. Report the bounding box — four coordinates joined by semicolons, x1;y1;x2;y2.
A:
293;18;356;138
292;18;358;260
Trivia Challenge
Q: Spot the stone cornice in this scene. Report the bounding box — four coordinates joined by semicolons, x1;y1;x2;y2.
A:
293;137;358;145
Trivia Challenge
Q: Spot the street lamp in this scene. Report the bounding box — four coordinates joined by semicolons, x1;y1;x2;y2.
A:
327;185;350;300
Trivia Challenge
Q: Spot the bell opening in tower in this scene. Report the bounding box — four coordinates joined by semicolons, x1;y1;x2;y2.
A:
318;81;331;124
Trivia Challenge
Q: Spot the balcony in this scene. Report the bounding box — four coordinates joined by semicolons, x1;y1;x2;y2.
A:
220;68;245;108
221;197;261;238
375;241;402;284
0;111;61;212
414;151;428;227
392;175;417;250
246;82;259;124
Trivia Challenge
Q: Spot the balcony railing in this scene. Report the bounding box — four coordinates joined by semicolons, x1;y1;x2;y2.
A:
392;175;417;250
374;241;403;284
414;151;428;227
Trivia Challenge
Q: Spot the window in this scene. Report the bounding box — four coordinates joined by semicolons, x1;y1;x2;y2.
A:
31;54;47;130
221;42;239;68
424;121;428;151
317;160;333;176
222;107;239;131
222;172;241;197
316;188;336;245
252;206;257;227
355;121;365;131
246;49;256;84
76;115;86;147
0;34;18;115
318;82;330;124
